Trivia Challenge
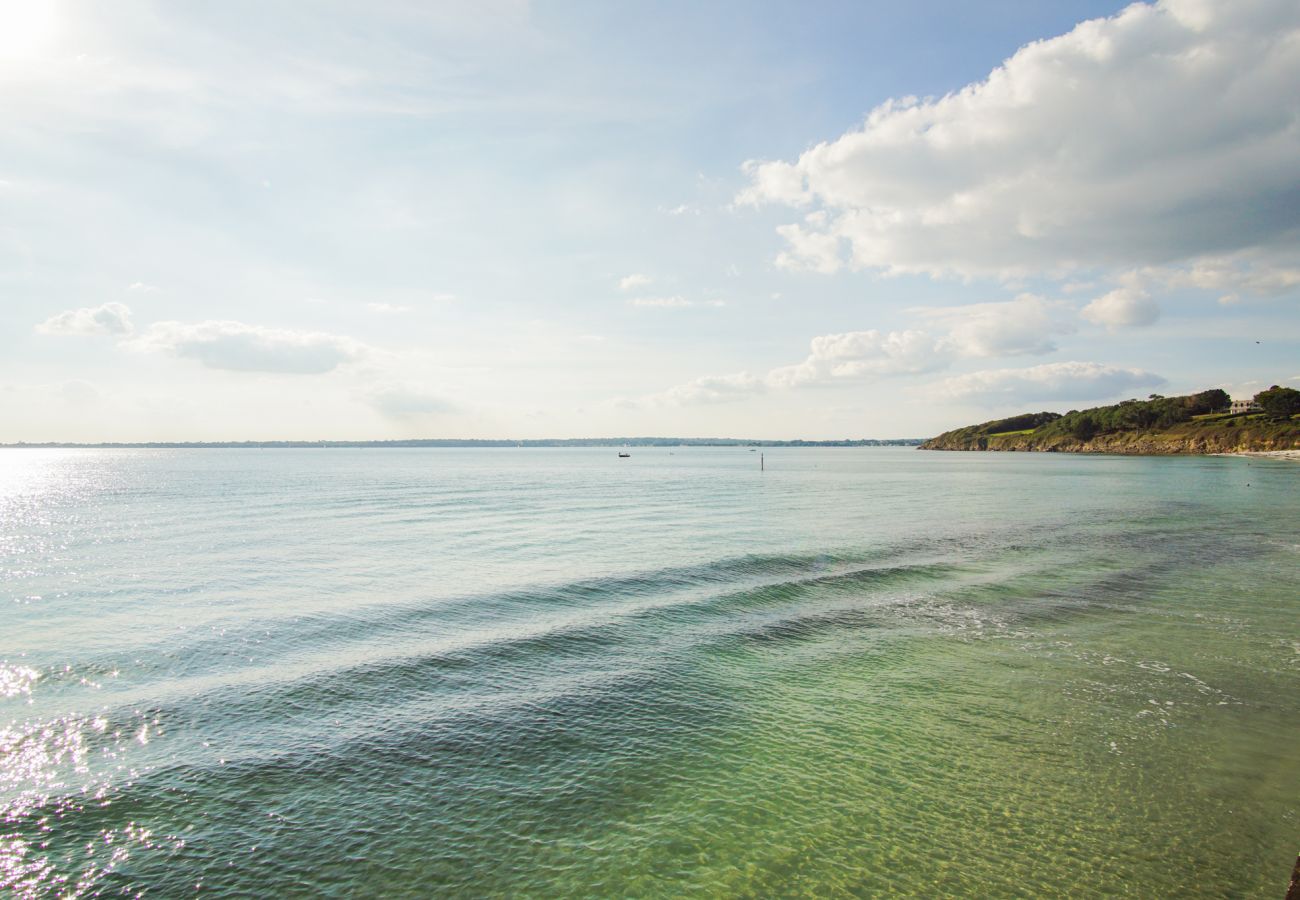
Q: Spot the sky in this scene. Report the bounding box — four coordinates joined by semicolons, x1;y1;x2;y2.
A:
2;0;1297;441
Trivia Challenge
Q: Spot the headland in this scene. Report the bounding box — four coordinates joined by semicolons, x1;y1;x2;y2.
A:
921;388;1300;455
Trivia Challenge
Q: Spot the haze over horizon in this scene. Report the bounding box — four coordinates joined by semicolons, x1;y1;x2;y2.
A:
3;0;1298;442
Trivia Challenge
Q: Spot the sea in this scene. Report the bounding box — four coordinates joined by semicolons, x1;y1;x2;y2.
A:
2;447;1297;897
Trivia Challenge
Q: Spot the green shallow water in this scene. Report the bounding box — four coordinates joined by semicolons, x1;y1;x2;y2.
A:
1;448;1297;897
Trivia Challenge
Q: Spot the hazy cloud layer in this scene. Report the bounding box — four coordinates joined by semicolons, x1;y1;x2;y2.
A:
914;294;1075;356
653;294;1082;405
36;302;134;336
767;330;950;389
627;296;692;309
364;384;453;419
134;321;366;374
936;361;1166;403
1142;255;1300;304
657;372;765;405
740;0;1300;280
650;328;953;406
626;296;725;309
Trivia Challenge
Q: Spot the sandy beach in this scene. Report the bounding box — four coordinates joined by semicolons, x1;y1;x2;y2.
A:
1215;449;1300;461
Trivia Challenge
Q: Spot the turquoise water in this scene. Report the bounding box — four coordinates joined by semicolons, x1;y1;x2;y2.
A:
1;447;1297;897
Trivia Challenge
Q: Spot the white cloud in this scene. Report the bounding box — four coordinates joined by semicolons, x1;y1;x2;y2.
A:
619;273;653;291
133;320;367;374
737;158;810;208
914;294;1074;356
36;302;134;336
1081;287;1161;327
936;361;1166;403
127;282;159;293
367;302;412;314
740;0;1300;280
775;214;843;274
768;329;951;388
649;328;950;407
364;384;452;419
647;298;1074;407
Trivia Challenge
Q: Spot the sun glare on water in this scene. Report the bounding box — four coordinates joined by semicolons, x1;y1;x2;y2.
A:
0;0;59;59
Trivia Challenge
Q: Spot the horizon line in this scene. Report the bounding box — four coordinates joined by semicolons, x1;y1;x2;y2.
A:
0;436;928;449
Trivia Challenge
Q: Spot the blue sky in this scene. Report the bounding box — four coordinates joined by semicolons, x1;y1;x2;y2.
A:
2;0;1297;440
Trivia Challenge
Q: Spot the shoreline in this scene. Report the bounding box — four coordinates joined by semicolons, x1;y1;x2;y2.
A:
1213;449;1300;461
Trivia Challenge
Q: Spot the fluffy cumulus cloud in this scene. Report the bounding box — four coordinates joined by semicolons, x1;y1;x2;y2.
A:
936;361;1166;403
133;320;366;374
1081;287;1161;327
36;302;134;336
774;213;843;274
739;0;1300;281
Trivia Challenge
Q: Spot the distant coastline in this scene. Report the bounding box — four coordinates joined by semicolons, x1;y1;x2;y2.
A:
0;437;925;450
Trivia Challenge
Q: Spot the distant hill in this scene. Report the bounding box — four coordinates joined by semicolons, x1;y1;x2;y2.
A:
920;389;1300;454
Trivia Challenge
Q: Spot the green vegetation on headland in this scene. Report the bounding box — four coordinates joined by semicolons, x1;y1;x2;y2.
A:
1;437;924;449
921;386;1300;454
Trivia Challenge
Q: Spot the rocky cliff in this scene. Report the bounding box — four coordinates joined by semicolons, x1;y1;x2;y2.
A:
921;412;1300;455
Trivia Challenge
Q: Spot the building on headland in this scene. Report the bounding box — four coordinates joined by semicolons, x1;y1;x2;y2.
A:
1229;399;1261;415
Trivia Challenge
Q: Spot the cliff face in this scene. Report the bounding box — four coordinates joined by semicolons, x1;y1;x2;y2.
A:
921;418;1300;454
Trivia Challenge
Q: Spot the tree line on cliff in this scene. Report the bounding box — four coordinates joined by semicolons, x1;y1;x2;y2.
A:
922;385;1300;451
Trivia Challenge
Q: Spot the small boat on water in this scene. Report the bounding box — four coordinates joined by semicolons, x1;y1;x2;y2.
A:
618;452;630;458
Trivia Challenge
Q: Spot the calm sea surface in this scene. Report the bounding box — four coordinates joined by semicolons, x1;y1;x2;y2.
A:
2;447;1297;897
